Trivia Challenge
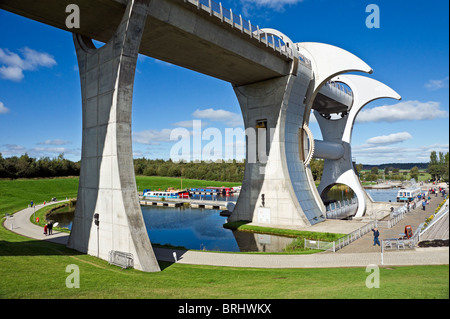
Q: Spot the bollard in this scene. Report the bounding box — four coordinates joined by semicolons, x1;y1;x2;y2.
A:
173;252;177;263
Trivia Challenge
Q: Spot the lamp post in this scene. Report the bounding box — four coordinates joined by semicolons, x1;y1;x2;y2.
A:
94;213;99;258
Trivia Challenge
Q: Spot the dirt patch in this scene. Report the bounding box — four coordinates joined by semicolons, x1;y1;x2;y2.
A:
418;239;449;248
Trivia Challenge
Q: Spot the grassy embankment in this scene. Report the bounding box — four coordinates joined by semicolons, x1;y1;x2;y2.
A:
0;176;240;216
0;224;448;299
0;177;448;299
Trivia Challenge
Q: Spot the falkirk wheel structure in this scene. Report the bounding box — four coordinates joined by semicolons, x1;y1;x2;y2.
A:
0;0;401;272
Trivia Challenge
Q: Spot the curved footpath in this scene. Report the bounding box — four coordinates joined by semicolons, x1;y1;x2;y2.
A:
3;200;449;269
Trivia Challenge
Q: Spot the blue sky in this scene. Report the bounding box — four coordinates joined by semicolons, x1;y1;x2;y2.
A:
0;0;448;165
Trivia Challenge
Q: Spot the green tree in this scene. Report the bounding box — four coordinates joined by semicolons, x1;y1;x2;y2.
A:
310;159;324;181
410;166;419;182
371;167;379;176
428;151;449;181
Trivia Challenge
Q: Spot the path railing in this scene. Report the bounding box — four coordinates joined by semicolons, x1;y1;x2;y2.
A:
417;198;449;238
325;198;358;219
324;80;354;97
109;250;134;269
381;198;449;251
305;220;376;252
378;198;419;229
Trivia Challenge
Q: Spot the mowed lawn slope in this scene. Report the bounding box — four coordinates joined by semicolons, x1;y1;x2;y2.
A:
1;177;448;299
0;176;240;216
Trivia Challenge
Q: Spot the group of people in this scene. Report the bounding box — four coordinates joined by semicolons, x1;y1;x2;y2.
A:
372;185;448;246
429;187;447;198
43;222;53;236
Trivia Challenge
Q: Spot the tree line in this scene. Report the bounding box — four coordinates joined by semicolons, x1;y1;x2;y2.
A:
359;165;422;182
0;153;80;179
357;151;449;182
1;151;448;183
133;158;245;182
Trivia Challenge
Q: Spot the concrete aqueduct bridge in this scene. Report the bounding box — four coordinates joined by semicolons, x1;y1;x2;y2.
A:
1;0;400;271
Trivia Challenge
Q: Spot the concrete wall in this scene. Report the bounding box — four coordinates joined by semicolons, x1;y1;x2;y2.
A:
67;0;160;272
230;61;325;227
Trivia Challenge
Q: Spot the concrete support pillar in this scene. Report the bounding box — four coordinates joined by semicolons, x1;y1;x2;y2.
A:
229;62;326;227
295;42;373;216
67;0;160;272
314;111;364;216
315;74;401;218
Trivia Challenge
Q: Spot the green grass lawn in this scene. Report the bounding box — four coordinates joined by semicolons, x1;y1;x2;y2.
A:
0;176;240;216
0;224;448;299
0;177;79;216
1;177;448;299
359;169;431;182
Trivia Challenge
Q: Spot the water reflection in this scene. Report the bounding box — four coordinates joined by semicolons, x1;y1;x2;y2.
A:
141;206;294;252
325;185;355;201
189;193;239;202
233;231;295;253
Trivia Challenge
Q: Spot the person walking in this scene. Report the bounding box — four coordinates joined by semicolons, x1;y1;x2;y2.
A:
422;200;426;211
43;224;48;236
47;222;53;235
371;227;380;246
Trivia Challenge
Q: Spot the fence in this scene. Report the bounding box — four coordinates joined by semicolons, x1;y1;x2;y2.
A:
381;199;449;251
109;251;134;269
377;198;419;229
417;198;449;239
183;0;311;64
307;197;449;253
304;220;376;252
304;238;335;251
325;198;358;219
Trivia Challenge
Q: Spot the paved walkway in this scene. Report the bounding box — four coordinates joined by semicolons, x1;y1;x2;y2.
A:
3;201;70;246
337;191;449;254
3;195;449;269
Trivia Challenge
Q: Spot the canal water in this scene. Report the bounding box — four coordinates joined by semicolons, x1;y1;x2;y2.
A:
141;206;239;252
365;188;399;202
50;188;400;253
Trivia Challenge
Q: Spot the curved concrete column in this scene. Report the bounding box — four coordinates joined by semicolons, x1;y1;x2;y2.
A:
295;42;373;215
229;61;326;227
296;42;373;122
315;74;401;218
67;0;160;272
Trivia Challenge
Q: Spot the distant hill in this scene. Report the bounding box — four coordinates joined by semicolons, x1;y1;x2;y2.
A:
361;163;428;170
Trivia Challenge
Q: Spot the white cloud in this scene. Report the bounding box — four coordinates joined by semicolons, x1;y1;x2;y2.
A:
1;144;26;154
37;139;71;145
239;0;303;11
192;108;243;127
0;101;10;114
356;100;448;123
133;129;174;145
0;47;57;81
366;132;413;146
0;66;23;81
172;120;209;129
352;143;449;164
425;76;449;91
0;143;80;160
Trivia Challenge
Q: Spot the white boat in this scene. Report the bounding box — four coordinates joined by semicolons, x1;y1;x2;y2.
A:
396;187;421;202
143;191;179;199
232;186;241;193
